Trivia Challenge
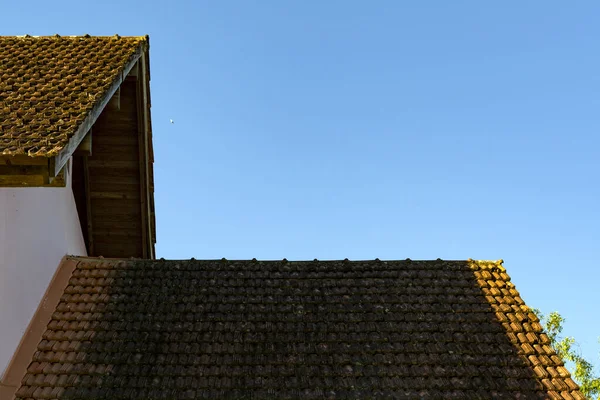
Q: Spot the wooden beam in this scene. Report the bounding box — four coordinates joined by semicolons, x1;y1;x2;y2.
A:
0;164;65;187
74;129;92;156
90;192;140;200
83;156;94;256
92;230;144;238
87;160;139;169
0;155;48;166
48;168;65;187
92;135;138;146
127;62;139;78
136;58;149;259
0;174;64;187
108;87;121;110
0;165;46;175
53;42;147;177
0;175;45;186
142;52;155;258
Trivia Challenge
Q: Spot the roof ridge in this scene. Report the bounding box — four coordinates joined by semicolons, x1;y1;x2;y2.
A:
0;34;147;39
66;256;503;263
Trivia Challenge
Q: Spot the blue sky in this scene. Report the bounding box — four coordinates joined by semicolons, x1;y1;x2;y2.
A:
3;1;599;368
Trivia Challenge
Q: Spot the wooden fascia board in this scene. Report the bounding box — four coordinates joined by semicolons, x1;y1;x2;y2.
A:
0;156;65;187
138;48;155;259
83;156;94;256
143;48;157;253
52;42;147;177
0;155;47;166
74;129;92;157
0;257;79;399
136;54;149;259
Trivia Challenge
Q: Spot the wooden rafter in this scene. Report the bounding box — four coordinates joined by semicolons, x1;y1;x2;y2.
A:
135;59;149;259
0;156;66;187
74;129;92;157
82;156;94;256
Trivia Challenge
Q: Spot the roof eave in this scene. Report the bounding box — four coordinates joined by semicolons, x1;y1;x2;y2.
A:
50;40;148;177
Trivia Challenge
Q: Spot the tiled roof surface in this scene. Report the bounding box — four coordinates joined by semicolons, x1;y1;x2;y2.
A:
16;258;583;399
0;35;145;157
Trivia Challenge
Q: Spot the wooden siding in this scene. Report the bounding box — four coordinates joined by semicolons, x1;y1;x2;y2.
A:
87;79;144;258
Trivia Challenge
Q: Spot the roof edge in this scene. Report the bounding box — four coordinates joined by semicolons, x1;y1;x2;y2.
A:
65;256;504;264
0;256;79;398
0;34;147;39
50;39;148;176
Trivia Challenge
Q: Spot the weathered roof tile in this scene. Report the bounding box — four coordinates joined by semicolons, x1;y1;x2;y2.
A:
14;258;584;398
0;35;145;156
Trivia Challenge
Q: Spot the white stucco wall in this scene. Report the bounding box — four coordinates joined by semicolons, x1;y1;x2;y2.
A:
0;160;87;376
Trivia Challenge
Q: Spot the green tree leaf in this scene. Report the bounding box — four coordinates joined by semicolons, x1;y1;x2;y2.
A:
533;309;600;399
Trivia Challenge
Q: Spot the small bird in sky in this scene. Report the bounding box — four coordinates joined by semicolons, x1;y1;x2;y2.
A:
170;119;174;124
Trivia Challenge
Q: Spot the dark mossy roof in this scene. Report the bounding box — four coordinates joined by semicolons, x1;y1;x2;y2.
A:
15;257;583;399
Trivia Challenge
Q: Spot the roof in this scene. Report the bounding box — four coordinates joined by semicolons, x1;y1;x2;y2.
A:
0;35;146;157
2;257;583;399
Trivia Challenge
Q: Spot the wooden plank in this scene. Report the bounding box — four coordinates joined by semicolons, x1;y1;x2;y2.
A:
127;62;139;78
47;169;65;187
93;235;142;246
93;236;142;248
0;165;46;175
86;150;139;162
108;87;121;110
92;122;137;135
91;144;138;155
91;198;142;215
53;42;146;176
89;175;140;185
83;156;94;256
0;175;45;186
92;230;144;238
87;160;139;169
92;135;138;146
92;218;142;232
0;166;64;187
90;192;140;200
74;130;92;156
143;50;156;254
0;156;48;166
88;168;140;180
136;59;149;259
140;53;154;258
89;182;139;194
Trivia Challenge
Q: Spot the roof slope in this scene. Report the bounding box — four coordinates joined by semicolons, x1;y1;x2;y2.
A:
13;258;583;399
0;35;145;157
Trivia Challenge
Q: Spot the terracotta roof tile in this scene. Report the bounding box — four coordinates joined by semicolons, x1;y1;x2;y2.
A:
13;258;585;398
0;35;145;156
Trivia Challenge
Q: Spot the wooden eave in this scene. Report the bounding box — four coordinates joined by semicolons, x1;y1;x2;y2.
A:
51;42;147;177
0;41;147;187
74;38;155;259
0;155;65;187
0;37;156;259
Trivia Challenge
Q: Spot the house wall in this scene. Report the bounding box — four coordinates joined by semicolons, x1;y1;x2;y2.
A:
0;159;87;376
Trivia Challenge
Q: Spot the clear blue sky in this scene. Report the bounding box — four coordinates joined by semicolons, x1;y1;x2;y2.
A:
3;1;599;369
